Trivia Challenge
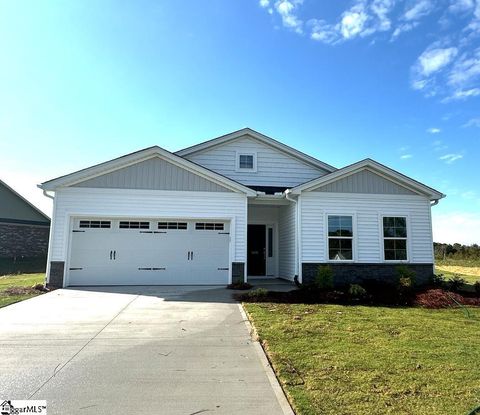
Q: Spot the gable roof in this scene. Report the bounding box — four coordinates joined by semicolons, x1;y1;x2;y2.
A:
0;179;50;223
175;128;337;173
290;159;445;201
39;146;257;196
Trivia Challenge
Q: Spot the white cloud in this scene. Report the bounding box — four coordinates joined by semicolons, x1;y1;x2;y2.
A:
449;0;475;14
427;127;441;133
259;0;270;7
439;153;463;163
433;211;480;244
463;117;480;127
403;0;435;20
447;48;480;86
419;47;458;76
391;21;419;39
400;154;413;159
339;3;369;39
444;87;480;100
309;19;338;44
274;0;304;34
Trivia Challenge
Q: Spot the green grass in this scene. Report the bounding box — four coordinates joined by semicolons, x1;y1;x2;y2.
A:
0;273;45;308
244;303;480;415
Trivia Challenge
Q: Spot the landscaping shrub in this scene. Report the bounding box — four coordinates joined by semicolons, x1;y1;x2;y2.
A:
315;265;334;291
348;284;367;300
475;281;480;297
430;273;445;287
447;275;466;292
234;287;268;302
226;282;252;290
360;279;407;305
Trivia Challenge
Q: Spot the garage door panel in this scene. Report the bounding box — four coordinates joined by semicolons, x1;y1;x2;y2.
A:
67;219;230;286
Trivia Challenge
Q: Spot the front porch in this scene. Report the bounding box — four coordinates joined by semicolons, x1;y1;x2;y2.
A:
246;198;297;282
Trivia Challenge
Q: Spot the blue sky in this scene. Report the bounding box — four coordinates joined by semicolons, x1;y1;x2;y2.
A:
0;0;479;243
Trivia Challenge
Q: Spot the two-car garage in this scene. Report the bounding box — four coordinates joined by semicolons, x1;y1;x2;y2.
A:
67;218;231;286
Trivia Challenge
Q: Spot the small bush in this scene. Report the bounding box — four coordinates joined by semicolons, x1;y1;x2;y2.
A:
396;265;416;284
348;284;367;299
474;281;480;297
227;282;252;290
235;288;269;302
315;265;334;291
430;273;445;287
447;275;466;292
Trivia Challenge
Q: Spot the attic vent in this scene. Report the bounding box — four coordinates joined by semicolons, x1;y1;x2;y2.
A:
79;220;111;228
195;222;224;231
158;222;188;230
119;221;150;229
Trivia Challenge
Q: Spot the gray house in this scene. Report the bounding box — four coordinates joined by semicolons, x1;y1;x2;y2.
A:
0;180;50;273
40;128;444;288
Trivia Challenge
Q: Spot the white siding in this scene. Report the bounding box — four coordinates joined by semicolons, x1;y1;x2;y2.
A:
184;136;328;187
300;192;434;264
49;188;247;263
278;203;296;280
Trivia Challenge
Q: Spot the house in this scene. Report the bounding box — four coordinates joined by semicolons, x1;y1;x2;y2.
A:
39;128;444;288
0;179;50;274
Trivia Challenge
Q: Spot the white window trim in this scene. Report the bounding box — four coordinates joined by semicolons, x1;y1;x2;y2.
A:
324;213;357;263
380;214;410;263
235;151;257;172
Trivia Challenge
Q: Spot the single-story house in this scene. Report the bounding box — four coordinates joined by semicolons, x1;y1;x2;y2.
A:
0;179;50;274
39;128;444;288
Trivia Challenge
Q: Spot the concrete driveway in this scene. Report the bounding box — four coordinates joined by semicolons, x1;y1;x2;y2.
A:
0;285;293;415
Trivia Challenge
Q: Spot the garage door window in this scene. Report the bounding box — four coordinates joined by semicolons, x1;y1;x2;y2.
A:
158;222;188;230
119;221;150;229
195;222;224;231
79;220;111;228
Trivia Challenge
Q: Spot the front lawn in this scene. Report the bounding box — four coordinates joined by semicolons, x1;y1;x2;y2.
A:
244;303;480;415
0;273;45;308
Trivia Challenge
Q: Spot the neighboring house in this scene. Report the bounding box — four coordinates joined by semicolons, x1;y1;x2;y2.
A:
39;128;444;288
0;180;50;273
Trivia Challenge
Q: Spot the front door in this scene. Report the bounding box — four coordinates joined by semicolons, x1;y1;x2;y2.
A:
247;224;266;276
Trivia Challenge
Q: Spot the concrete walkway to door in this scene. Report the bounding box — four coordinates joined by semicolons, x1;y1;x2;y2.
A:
0;283;295;415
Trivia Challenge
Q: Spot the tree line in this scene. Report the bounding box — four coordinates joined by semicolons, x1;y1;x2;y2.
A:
434;242;480;261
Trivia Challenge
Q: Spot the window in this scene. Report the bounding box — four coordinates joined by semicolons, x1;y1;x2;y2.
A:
268;228;273;257
328;215;353;260
237;152;256;171
79;220;111;228
195;222;224;231
158;222;188;230
383;217;408;261
119;221;150;229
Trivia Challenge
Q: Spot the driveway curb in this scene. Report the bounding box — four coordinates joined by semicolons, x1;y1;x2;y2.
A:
238;303;295;415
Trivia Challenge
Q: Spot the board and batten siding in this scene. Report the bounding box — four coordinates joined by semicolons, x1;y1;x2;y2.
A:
48;188;247;263
72;157;231;192
278;202;296;280
300;192;434;264
313;169;417;195
183;136;329;187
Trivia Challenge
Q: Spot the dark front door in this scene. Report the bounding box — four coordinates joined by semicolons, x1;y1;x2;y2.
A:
248;224;266;276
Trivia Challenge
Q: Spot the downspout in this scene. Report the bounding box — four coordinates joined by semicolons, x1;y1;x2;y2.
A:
40;187;55;286
430;199;439;206
285;189;300;283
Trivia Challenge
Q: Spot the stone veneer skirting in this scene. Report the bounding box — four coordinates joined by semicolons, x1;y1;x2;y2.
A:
302;263;434;286
232;262;245;284
0;222;50;258
48;261;65;288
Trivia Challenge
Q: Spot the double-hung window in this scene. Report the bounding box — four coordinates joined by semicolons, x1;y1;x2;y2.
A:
383;216;408;261
328;215;353;260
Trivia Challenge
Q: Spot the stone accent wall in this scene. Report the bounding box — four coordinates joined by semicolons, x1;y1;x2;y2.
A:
48;261;65;288
302;263;434;286
0;222;49;258
232;262;245;284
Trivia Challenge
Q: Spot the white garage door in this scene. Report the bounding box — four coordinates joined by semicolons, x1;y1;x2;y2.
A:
67;218;230;286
